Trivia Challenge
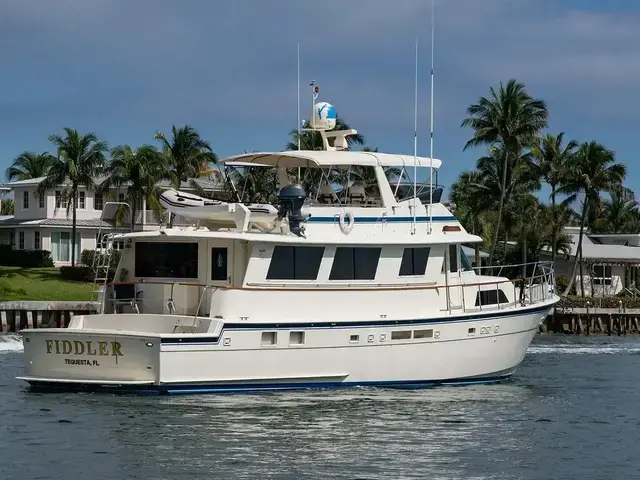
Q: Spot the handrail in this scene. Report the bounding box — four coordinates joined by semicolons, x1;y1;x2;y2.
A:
101;261;556;317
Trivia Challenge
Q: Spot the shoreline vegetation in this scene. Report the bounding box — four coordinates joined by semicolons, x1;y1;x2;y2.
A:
1;78;637;307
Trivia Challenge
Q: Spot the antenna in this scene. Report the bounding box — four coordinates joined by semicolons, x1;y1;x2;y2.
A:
297;42;301;151
412;39;418;235
428;0;435;234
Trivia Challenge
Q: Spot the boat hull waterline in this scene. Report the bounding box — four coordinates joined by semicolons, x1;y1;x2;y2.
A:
17;302;552;395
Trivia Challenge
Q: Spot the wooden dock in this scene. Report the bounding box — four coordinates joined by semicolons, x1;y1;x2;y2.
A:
541;308;640;335
0;301;98;333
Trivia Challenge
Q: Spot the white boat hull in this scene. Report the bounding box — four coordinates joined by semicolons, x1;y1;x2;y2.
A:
17;302;553;394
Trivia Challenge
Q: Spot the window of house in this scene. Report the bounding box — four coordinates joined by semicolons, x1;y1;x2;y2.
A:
51;232;81;262
118;193;125;203
39;191;45;209
23;191;29;209
134;242;198;278
18;232;24;250
592;265;613;285
34;231;41;250
266;246;325;280
78;191;86;209
96;233;124;250
329;247;381;281
399;247;430;276
94;194;103;210
55;190;67;209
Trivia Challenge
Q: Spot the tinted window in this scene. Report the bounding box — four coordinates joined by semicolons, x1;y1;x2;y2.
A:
399;247;430;276
266;246;324;280
329;247;381;280
135;242;198;278
449;244;458;273
475;289;509;306
211;247;228;281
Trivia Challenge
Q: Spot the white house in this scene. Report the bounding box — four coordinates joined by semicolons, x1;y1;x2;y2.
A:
0;176;224;265
542;226;640;297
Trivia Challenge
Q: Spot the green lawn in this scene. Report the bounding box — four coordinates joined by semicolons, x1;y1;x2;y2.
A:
0;267;93;301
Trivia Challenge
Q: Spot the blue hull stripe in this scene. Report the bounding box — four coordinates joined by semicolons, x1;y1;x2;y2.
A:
160;303;552;345
307;215;456;224
25;374;512;396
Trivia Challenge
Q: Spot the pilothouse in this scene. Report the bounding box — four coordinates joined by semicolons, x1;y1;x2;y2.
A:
16;83;559;395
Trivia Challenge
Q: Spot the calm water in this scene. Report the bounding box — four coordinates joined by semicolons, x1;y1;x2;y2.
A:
1;334;640;480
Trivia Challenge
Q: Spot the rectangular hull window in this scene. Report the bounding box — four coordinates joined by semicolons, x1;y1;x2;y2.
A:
266;246;324;280
134;242;198;278
289;331;305;345
391;330;412;340
413;329;433;339
329;247;381;280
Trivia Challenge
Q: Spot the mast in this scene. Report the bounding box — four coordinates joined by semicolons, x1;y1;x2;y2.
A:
428;0;436;234
412;39;418;235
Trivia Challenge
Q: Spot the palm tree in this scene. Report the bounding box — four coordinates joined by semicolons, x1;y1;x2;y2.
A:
102;145;167;230
591;187;640;233
449;170;493;265
5;152;55;181
560;141;626;296
530;132;577;267
461;79;548;267
154;125;218;226
286;116;364;151
0;198;14;215
39;128;108;266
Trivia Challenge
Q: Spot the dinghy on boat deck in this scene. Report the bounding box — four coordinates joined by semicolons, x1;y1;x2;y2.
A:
159;188;279;226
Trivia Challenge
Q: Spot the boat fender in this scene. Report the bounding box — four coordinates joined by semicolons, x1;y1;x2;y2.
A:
339;210;355;234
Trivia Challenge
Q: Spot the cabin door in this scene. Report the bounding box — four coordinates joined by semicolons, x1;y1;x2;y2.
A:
446;244;464;311
201;240;234;315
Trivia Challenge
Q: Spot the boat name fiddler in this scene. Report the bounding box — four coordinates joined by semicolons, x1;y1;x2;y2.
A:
44;339;123;357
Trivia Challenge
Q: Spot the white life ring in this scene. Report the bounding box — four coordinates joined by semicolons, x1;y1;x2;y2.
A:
339;210;355;234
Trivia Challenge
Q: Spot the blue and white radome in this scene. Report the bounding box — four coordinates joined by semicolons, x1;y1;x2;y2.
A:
16;88;559;395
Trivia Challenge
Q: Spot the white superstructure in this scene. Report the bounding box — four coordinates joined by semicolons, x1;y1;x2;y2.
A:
16;90;558;395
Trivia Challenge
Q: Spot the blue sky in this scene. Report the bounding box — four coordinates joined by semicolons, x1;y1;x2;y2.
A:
1;0;639;201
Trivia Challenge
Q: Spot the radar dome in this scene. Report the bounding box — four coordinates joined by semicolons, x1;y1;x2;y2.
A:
311;102;337;131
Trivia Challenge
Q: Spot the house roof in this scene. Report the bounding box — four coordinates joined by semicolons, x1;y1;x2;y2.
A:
0;176;224;192
542;230;640;263
461;245;489;259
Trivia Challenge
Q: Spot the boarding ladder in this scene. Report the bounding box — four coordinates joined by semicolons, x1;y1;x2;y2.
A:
90;201;132;314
